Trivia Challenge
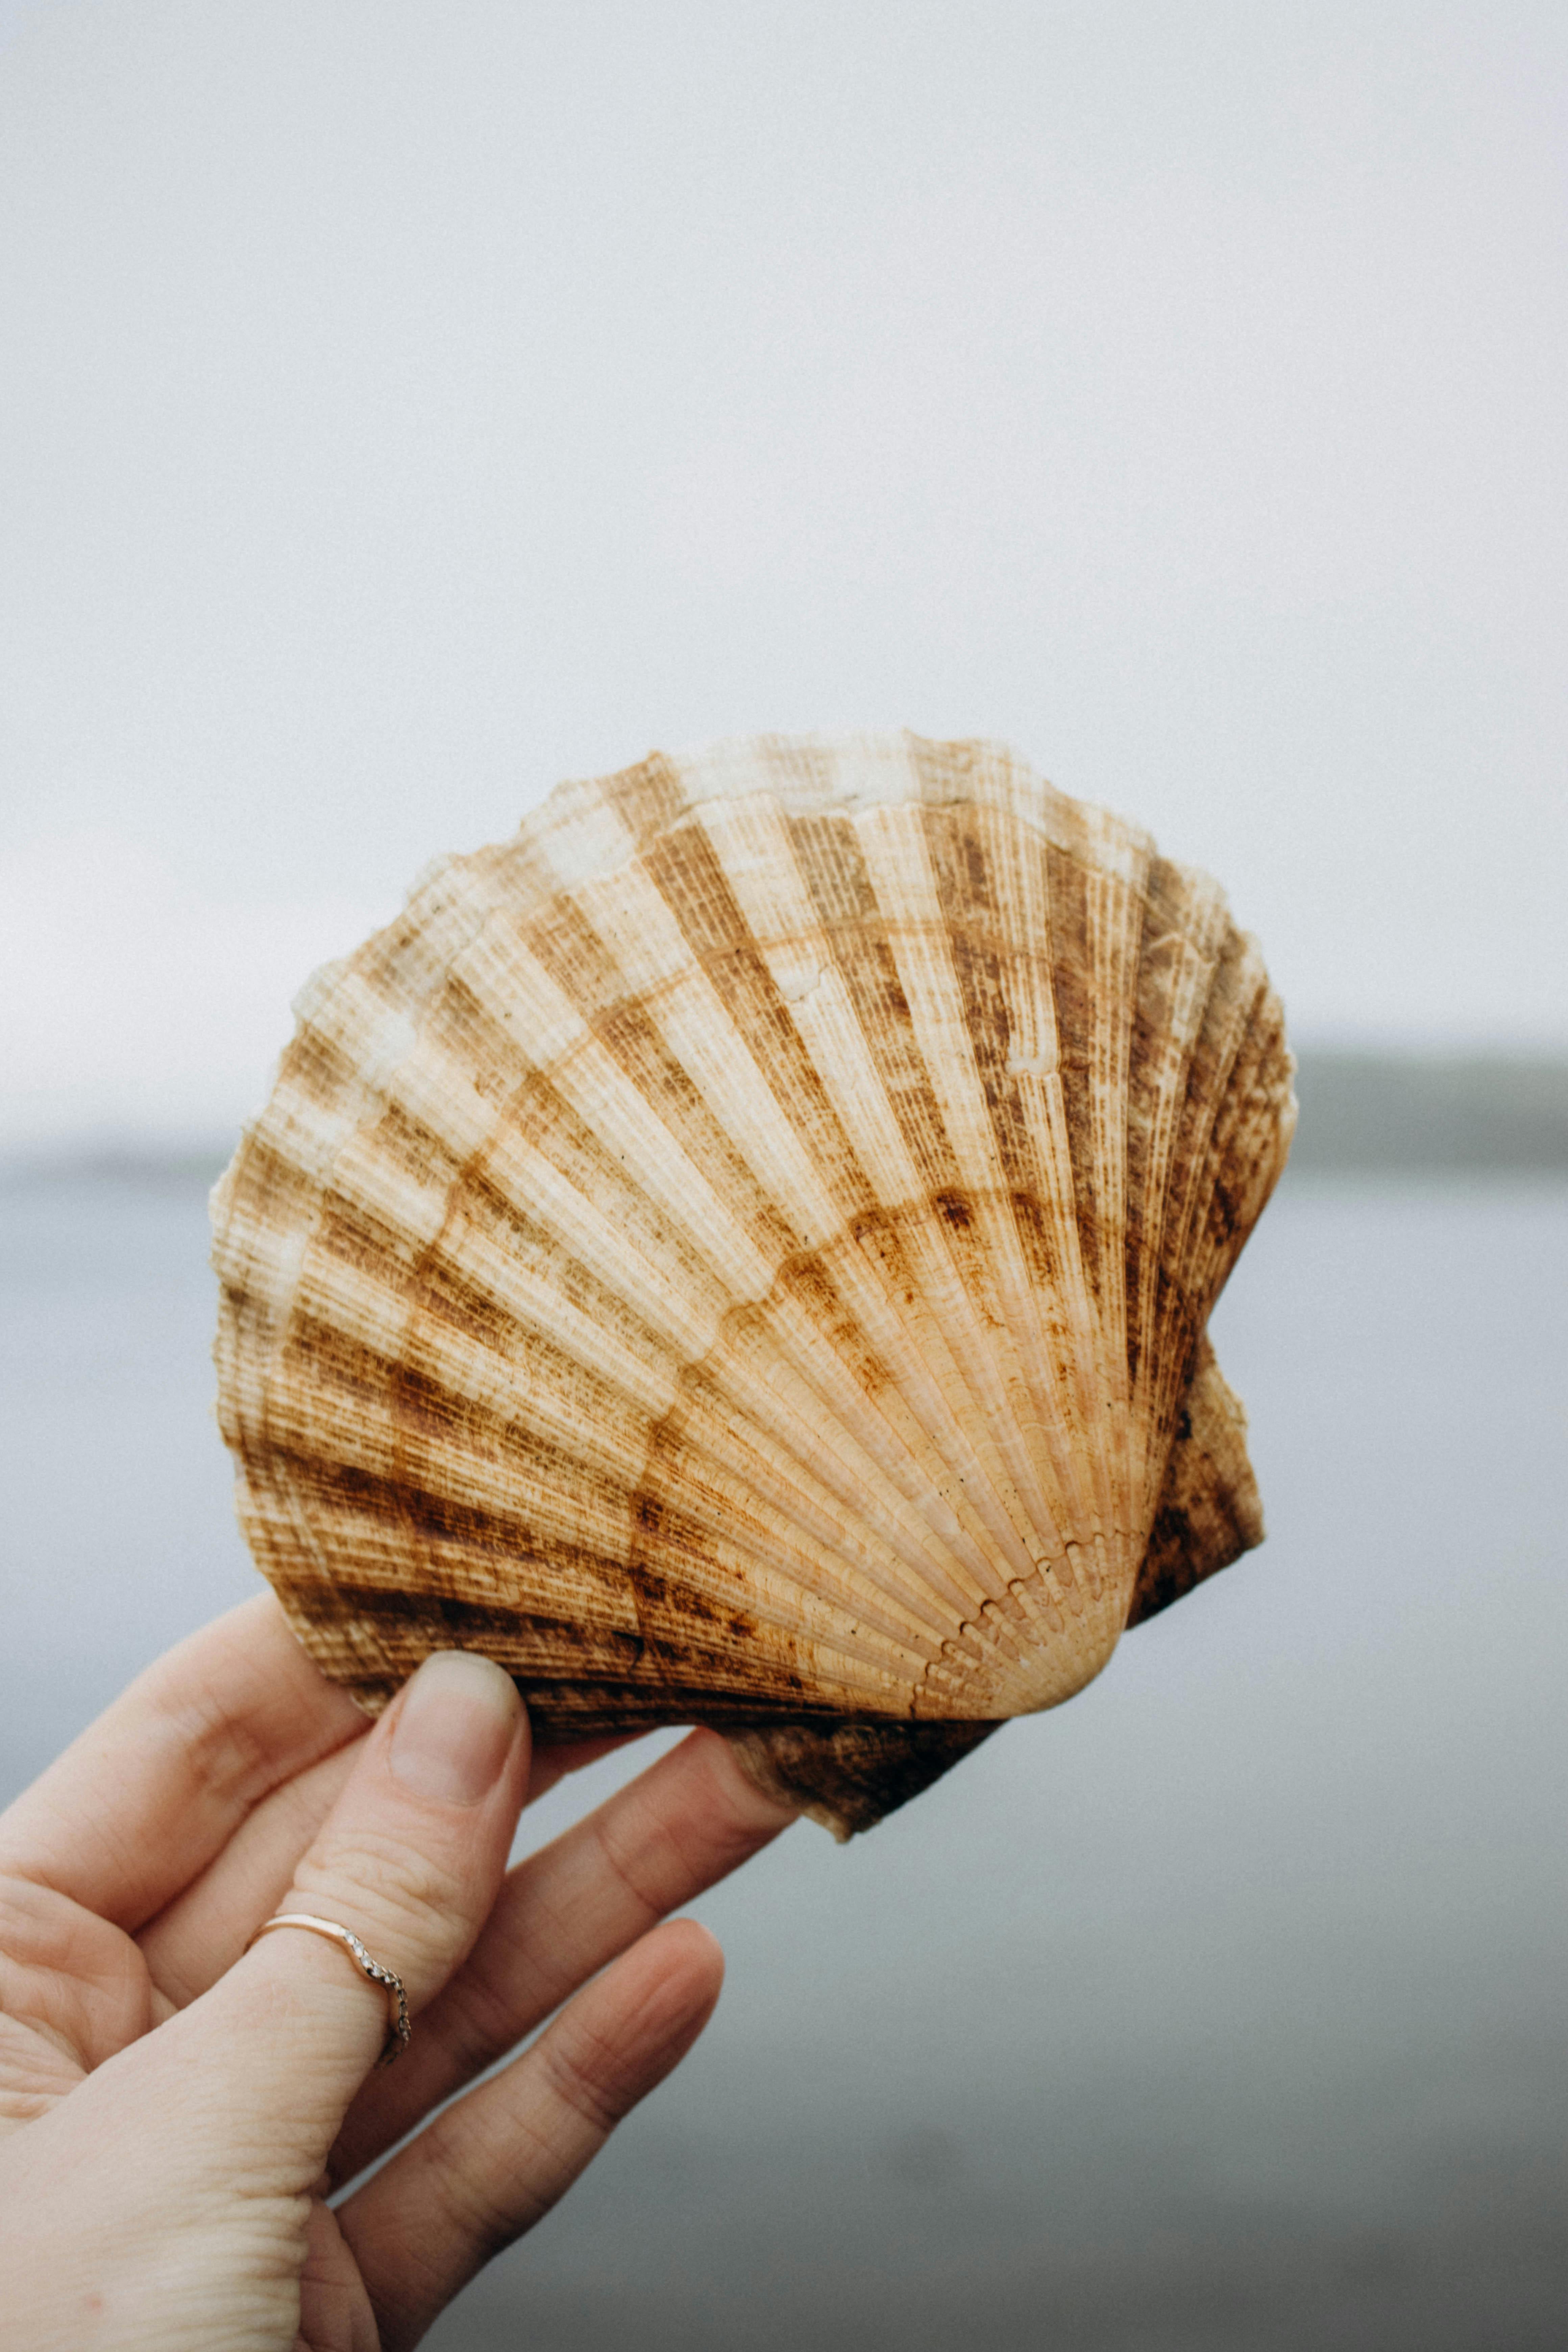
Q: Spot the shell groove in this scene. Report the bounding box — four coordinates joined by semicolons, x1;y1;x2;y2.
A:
212;732;1294;1834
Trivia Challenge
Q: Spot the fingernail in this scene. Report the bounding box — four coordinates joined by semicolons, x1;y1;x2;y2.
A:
390;1651;521;1807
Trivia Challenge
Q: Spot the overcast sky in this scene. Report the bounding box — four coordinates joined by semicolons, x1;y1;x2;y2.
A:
2;1;1564;1149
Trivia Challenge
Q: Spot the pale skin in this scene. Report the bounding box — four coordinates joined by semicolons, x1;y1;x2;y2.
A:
0;1597;797;2350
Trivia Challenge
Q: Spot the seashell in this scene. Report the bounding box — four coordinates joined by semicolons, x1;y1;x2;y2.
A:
211;732;1295;1836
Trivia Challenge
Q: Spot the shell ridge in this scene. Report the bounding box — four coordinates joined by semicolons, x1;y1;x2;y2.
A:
510;828;1034;1637
856;802;1081;1576
681;791;1080;1612
918;801;1128;1602
1137;937;1278;1522
1121;857;1233;1533
770;804;1064;1596
480;834;1027;1698
631;1385;979;1667
691;1346;998;1629
400;1171;977;1647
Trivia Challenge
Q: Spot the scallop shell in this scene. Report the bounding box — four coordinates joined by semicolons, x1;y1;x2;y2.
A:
211;732;1294;1835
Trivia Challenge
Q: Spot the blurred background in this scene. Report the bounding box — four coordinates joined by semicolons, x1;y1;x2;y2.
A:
2;4;1564;2346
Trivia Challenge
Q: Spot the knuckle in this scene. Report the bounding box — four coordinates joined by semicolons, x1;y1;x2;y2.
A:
289;1824;470;1963
165;1686;275;1811
426;2144;521;2267
595;1734;786;1916
539;2015;627;2140
430;1952;529;2081
587;1809;668;1925
693;1729;798;1847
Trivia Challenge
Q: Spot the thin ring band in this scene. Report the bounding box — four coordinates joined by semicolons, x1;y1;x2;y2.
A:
246;1913;411;2066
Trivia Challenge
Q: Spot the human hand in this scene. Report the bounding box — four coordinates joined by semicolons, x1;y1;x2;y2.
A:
0;1597;795;2350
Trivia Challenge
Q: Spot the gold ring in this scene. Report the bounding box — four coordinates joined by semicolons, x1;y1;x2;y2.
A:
246;1912;411;2065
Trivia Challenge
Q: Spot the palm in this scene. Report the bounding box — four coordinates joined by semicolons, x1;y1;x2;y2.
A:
0;1890;376;2349
0;1598;791;2352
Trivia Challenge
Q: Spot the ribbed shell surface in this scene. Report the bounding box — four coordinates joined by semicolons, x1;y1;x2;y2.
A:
212;733;1295;1814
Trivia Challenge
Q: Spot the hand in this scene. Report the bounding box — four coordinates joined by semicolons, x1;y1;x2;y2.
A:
0;1597;794;2350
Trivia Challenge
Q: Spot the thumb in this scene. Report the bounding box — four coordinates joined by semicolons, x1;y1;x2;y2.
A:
186;1649;530;2165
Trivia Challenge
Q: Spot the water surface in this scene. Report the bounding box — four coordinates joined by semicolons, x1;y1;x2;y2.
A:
2;1173;1564;2349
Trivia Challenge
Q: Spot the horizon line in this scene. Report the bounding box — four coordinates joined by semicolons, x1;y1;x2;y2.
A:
4;1048;1567;1182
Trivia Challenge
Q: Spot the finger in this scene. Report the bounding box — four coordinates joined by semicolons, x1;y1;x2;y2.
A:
341;1918;724;2352
140;1732;648;2009
332;1727;793;2185
185;1649;530;2155
137;1737;364;2005
0;1594;365;1928
524;1730;641;1804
